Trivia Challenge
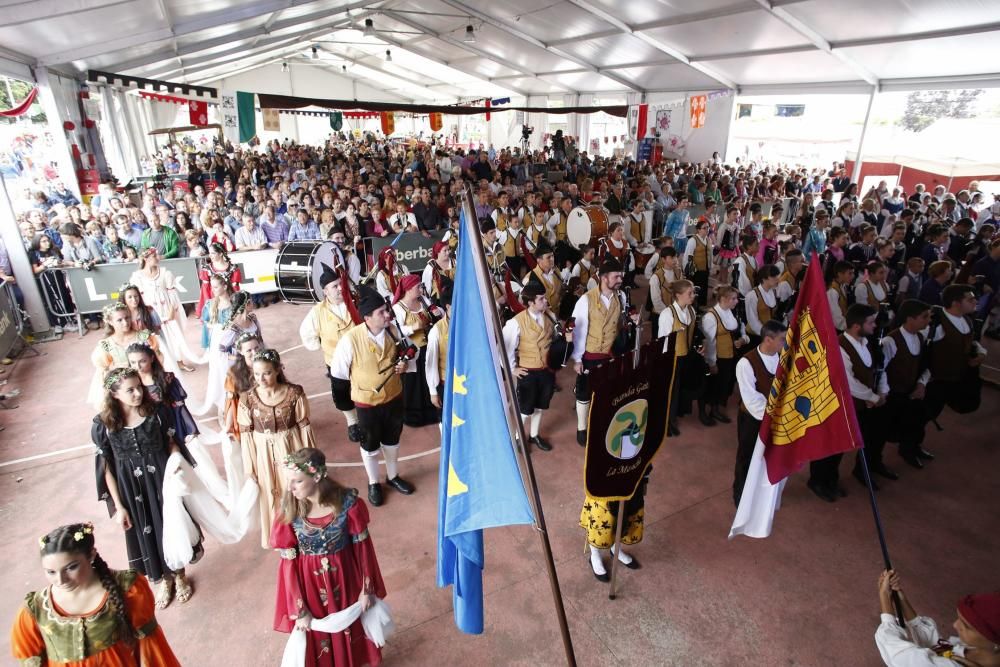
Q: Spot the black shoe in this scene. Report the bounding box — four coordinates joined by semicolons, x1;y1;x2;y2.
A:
368;483;383;507
699;409;717;427
386;475;415;495
915;448;935;461
807;480;836;503
872;464;899;481
530;436;552;452
347;424;363;443
711;409;731;424
589;557;610;583
834;484;848;498
613;551;641;570
577;430;587;446
853;467;878;490
667;422;680;437
901;453;924;470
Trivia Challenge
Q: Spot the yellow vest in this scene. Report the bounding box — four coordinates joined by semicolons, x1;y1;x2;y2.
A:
711;309;735;359
495;208;510;232
484;240;504;273
670;303;695;357
779;270;797;293
397;302;428;347
830;281;848;314
553;211;568;241
432;317;449;380
654;265;673;310
346;324;401;406
514;309;553;370
528;223;546;245
575;261;593;290
754;287;774;324
741;254;755;285
502;227;523;259
312;301;354;366
585;288;620;355
531;266;562;313
693;236;709;271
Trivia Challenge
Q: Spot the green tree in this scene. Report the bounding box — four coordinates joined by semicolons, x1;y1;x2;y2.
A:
899;89;983;132
0;77;35;110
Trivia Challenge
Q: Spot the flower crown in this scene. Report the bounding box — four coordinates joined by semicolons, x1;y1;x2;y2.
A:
234;331;261;349
39;522;94;550
283;454;326;478
253;348;280;365
119;282;137;294
104;367;138;390
103;302;129;318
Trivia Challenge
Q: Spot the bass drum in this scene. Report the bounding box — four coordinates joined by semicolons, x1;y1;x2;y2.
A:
633;246;655;272
567;206;609;249
274;241;340;303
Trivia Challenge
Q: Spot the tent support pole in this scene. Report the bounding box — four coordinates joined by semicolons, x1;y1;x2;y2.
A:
850;86;877;185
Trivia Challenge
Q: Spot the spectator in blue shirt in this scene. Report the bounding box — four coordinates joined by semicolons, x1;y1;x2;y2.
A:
224;203;243;237
49;181;80;207
259;206;289;248
664;195;691;248
288;209;321;241
802;209;830;259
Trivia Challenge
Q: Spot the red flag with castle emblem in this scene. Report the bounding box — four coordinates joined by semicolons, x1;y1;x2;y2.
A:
730;254;862;538
189;100;208;127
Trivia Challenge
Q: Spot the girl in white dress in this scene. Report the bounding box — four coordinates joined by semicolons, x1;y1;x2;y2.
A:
129;248;200;371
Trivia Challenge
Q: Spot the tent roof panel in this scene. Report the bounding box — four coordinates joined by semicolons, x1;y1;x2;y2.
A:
841;34;1000;80
553;34;676;69
615;64;725;91
644;9;812;58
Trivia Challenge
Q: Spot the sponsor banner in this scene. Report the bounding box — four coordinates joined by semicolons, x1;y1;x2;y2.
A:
583;340;675;501
0;286;18;360
58;248;281;313
367;230;446;274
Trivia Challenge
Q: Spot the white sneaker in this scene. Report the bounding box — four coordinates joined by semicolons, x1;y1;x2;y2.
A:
63;322;79;332
52;325;63;334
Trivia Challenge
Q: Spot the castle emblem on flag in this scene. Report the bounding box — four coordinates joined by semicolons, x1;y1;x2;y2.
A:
766;308;840;445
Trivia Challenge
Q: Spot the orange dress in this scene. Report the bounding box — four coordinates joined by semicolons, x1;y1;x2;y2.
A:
10;569;180;666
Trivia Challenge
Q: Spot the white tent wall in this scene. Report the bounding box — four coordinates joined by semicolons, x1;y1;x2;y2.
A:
205;63;411;144
35;69;87;198
643;91;735;164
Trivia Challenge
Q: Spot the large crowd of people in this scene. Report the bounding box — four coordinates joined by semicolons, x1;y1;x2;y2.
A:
6;130;999;666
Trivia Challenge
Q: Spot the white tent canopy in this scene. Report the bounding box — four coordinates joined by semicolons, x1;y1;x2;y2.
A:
3;0;1000;101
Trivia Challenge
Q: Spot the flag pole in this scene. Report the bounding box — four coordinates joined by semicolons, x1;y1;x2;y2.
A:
459;187;578;667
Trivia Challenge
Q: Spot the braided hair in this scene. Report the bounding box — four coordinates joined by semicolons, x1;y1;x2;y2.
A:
39;524;136;645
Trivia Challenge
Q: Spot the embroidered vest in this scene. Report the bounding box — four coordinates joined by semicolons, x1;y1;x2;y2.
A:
863;281;887;307
739;348;775;415
670;303;695;357
830;280;848;315
514;310;553;370
553;211;568;241
397;302;428;347
711;309;736;359
313;301;354;365
532;266;562;313
754;287;774;324
886;329;923;395
629;213;643;244
779;270;797;292
693;236;709;271
839;334;876;392
346;325;402;405
585;288;620;356
502;227;522;258
928;313;973;383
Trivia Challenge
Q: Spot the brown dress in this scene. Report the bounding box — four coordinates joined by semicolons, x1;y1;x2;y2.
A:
237;383;316;548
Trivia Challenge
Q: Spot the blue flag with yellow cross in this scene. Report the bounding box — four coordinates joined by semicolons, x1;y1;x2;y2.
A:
435;208;535;634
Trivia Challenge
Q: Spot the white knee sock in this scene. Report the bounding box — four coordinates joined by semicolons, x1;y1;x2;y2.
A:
382;444;400;480
360;447;381;484
530;410;544;437
589;545;607;575
576;401;589;431
342;409;359;426
610;543;633;565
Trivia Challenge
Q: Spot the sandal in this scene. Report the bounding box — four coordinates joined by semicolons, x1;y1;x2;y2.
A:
174;573;194;603
154;578;174;610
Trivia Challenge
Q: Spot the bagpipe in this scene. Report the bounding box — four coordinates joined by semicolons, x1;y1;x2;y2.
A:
502;269;576;369
611;287;640;357
729;262;749;330
373;295;419;393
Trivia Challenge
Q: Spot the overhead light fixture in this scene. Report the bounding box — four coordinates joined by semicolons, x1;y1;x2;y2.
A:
311;46;319;60
342;65;347;72
364;18;374;36
281;62;289;72
464;24;475;43
385;49;392;62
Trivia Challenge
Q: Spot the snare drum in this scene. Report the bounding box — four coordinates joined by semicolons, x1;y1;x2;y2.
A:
274;241;340;303
567;206;609;249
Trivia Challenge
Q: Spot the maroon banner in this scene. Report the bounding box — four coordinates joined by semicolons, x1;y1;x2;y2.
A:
0;87;38;117
583;340;675;501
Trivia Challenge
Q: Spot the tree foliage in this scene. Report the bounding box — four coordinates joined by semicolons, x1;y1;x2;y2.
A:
0;78;35;110
899;89;984;132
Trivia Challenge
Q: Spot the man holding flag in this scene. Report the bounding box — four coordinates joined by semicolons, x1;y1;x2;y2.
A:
730;253;864;539
437;208;536;633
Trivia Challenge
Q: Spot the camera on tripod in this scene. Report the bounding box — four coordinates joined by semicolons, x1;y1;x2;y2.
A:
521;125;534;139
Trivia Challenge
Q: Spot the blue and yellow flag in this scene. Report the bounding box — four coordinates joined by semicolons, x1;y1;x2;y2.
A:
436;208;535;634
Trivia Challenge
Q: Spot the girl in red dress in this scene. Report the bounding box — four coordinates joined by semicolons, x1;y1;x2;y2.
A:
196;243;242;317
272;448;387;667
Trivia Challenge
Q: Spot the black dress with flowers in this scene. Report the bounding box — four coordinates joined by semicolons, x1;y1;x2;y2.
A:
93;404;195;581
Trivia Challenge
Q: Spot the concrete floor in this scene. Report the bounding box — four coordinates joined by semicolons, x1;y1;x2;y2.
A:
1;295;997;667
